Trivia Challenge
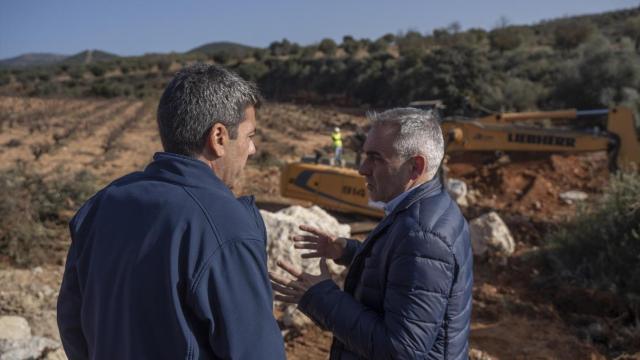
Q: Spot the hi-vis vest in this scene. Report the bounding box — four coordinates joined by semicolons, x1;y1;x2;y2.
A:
332;131;342;147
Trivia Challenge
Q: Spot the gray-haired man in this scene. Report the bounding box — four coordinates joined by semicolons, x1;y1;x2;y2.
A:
271;108;473;359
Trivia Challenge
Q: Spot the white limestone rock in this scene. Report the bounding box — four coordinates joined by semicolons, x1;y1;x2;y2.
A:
0;336;61;360
559;190;588;205
0;316;31;341
469;212;515;257
447;178;469;207
261;205;351;328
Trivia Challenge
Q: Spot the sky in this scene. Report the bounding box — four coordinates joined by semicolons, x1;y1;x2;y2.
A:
0;0;637;60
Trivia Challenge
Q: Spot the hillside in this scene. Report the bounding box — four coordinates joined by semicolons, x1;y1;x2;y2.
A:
188;41;256;57
0;53;68;69
0;6;639;123
62;49;119;65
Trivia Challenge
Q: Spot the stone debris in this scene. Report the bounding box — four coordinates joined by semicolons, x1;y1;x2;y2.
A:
469;348;496;360
0;316;63;360
469;211;515;257
447;178;469;207
559;190;588;205
0;316;31;341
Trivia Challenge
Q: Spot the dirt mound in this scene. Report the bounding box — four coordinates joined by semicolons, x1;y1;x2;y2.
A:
448;152;610;223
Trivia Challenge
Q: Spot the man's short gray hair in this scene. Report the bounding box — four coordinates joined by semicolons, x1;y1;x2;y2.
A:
157;64;262;156
368;107;444;180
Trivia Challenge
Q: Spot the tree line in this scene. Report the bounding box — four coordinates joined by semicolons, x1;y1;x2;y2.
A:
1;7;640;120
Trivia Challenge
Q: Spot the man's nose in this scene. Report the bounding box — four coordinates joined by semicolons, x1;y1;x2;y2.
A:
249;140;256;156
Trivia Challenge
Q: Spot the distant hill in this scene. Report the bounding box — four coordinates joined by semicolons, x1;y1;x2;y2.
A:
187;41;257;57
0;53;68;69
63;50;119;65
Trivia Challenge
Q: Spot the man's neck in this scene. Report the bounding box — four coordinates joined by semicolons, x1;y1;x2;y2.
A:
384;182;422;215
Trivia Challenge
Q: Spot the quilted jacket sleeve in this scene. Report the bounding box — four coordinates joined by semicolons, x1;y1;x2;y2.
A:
298;226;455;359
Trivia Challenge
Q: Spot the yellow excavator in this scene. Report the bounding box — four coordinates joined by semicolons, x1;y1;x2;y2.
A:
280;106;640;218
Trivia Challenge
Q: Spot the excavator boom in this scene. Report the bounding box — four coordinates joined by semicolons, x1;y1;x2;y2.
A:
281;106;640;217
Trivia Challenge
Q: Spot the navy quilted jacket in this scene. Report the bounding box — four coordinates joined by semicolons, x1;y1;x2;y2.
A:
298;177;473;359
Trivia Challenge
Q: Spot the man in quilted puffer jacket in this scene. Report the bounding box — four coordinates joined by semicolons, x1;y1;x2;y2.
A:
271;107;473;359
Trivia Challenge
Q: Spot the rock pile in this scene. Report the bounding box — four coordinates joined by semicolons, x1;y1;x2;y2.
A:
0;316;65;360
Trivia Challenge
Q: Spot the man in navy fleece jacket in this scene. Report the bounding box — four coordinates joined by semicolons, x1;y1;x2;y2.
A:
57;64;285;359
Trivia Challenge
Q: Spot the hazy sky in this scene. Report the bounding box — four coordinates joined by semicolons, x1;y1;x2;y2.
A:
1;0;637;59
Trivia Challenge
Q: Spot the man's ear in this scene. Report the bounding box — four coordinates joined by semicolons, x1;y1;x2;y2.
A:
410;155;427;180
205;123;229;158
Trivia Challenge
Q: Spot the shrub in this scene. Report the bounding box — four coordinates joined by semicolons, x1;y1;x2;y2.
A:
0;165;98;266
552;36;640;109
157;59;172;73
0;71;11;86
269;39;294;57
341;35;360;55
235;62;269;82
69;66;85;80
212;51;231;64
554;20;597;50
623;15;640;50
89;64;106;77
318;38;338;56
29;82;64;97
544;170;640;305
489;27;523;52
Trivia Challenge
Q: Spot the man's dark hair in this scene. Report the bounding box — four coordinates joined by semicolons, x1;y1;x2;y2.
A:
157;64;262;156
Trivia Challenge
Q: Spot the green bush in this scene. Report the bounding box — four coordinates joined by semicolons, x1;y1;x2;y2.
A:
489;27;522;52
341;35;360;55
554;20;597;50
552;36;640;109
69;66;85;80
29;82;64;97
318;38;338;56
89;64;106;77
545;170;640;301
235;62;269;82
623;15;640;50
0;166;98;266
89;79;135;98
0;71;11;86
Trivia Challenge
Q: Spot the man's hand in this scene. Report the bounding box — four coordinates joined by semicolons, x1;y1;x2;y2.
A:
292;225;346;260
270;258;331;304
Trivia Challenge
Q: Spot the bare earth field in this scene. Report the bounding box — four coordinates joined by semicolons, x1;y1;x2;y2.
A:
0;95;636;359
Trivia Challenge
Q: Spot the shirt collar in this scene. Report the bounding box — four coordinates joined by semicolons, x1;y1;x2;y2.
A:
383;183;421;216
144;152;231;195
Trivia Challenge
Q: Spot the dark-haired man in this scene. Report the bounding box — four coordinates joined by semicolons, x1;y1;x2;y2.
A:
57;64;285;359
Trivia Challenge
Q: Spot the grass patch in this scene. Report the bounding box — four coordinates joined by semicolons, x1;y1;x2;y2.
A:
0;164;98;267
545;171;640;298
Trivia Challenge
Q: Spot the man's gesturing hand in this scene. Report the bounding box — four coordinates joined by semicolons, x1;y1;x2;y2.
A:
292;225;346;260
270;258;331;304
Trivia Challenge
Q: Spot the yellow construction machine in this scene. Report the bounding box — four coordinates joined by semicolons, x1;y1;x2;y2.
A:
280;107;640;218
